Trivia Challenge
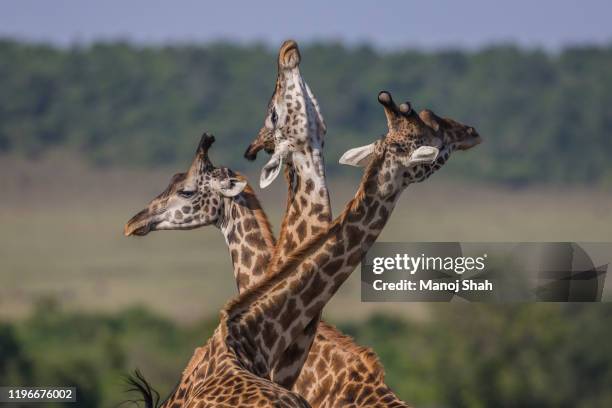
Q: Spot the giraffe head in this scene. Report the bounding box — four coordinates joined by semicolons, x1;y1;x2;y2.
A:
124;133;247;236
340;91;481;190
418;109;481;151
243;39;326;188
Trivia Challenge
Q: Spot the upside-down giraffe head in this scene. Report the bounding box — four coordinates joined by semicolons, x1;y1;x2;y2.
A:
244;39;326;188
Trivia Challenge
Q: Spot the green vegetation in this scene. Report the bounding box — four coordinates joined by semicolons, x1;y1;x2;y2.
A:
2;302;611;407
1;39;612;185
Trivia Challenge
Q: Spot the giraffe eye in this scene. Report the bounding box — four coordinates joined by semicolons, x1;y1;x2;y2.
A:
178;190;196;199
271;109;278;125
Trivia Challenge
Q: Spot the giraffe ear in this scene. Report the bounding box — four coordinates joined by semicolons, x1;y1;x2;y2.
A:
260;153;283;188
218;177;247;197
407;146;439;165
419;109;441;132
339;143;375;167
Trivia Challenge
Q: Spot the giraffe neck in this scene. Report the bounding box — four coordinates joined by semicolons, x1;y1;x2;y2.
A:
272;158;331;265
223;144;406;377
271;68;331;267
217;184;276;293
266;69;332;388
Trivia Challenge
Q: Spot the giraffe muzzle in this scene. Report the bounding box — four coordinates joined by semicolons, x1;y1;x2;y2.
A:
244;142;262;161
124;209;156;236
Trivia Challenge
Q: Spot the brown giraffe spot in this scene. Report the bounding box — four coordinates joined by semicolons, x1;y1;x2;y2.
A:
283;234;297;254
287;208;300;225
289;263;314;292
174;210;183;220
275;336;287;360
364;178;377;194
322;259;343;276
300;272;325;305
304;179;314;194
295;220;307;242
349;370;363;382
379;205;390;220
305;300;325;320
227;227;237;244
237;273;250;289
346;225;365;249
365;233;378;247
371;209;389;230
245;233;267;250
376;386;388;397
364;200;380;224
181;206;191;213
252;254;268;275
230;249;238;264
313;252;330;266
309;203;324;216
344;383;358;403
279;298;300;331
282;342;305;366
347;248;363;267
242;217;258;232
311;225;323;235
347;205;366;222
240;246;254;268
265;294;284;319
261;319;277;352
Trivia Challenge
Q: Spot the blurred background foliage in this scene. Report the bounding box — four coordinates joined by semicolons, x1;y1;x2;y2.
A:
1;302;611;408
1;39;612;186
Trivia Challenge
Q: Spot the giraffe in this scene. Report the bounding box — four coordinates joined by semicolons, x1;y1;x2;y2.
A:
124;133;311;408
222;90;481;407
244;39;332;389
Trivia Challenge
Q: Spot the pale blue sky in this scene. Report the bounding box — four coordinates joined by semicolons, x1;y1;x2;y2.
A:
1;0;611;49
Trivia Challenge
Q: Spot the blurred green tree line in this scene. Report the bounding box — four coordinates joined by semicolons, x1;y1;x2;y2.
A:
1;301;611;407
1;39;611;185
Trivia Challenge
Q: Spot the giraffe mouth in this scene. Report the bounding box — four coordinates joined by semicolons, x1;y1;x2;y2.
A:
124;209;158;237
